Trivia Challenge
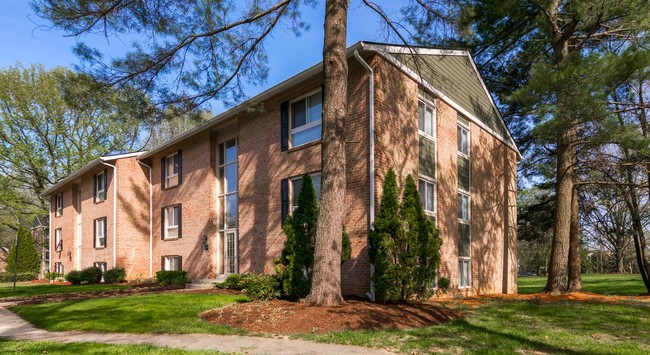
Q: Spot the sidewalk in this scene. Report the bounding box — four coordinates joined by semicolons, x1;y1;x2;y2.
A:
0;306;393;354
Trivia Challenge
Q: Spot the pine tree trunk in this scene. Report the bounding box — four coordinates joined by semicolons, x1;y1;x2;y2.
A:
568;186;582;292
544;123;575;294
306;0;348;307
623;171;650;292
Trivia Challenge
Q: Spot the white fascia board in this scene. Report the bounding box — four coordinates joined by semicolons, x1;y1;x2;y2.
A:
362;42;468;57
362;43;521;159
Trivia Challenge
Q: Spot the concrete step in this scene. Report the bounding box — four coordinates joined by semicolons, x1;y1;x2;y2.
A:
185;277;224;290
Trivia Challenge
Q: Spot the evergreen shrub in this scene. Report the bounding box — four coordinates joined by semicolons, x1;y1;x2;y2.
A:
103;267;126;283
6;227;41;275
65;270;83;285
80;266;103;284
156;270;189;285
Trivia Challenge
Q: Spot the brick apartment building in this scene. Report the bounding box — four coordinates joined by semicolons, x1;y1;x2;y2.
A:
43;42;519;297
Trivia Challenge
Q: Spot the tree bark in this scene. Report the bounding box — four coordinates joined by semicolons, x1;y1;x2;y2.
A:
623;171;650;292
567;185;582;292
544;123;575;294
306;0;348;307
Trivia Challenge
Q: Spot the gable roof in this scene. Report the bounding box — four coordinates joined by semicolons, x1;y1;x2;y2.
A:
362;42;520;157
40;152;145;196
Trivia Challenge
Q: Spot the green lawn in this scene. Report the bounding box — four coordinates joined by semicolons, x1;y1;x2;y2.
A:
11;293;249;334
518;273;648;295
0;340;223;354
0;283;129;299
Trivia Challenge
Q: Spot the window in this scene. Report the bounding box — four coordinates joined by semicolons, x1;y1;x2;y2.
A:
163;151;182;188
54;262;64;274
55;193;63;216
418;100;436;138
458;193;470;221
418;179;435;213
290;172;321;210
94;170;107;202
219;139;238;230
290;90;322;147
163;205;181;239
164;256;182;271
54;228;63;252
458;124;469;156
459;260;471;288
94;217;107;248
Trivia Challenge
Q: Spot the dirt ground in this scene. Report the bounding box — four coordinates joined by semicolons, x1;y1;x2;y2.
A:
201;296;462;334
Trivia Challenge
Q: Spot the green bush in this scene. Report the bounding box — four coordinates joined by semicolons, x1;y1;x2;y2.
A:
215;273;245;290
65;270;83;285
103;267;126;283
0;272;38;282
156;270;189;285
45;271;63;280
370;170;442;303
6;227;41;275
437;277;450;291
80;266;103;284
241;274;281;301
341;225;352;264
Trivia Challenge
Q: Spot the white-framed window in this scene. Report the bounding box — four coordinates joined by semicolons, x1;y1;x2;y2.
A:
164;255;182;271
458;124;469;157
219;139;238;230
290;90;322;147
418;99;436;139
163;152;181;188
458;193;470;222
55;193;63;216
94;170;107;202
459;259;471;288
418;178;436;214
94;217;107;248
163;204;181;239
290;172;322;211
54;228;63;252
54;262;64;274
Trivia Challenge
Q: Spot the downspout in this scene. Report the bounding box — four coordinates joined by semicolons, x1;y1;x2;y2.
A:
138;160;153;279
100;159;118;268
354;49;376;302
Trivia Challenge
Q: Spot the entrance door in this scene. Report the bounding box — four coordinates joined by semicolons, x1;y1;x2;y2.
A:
224;231;237;274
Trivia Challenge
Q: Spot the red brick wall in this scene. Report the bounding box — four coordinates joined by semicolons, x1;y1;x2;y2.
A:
237;55;372;295
79;166;114;270
49;185;76;275
116;158;151;279
148;132;217;280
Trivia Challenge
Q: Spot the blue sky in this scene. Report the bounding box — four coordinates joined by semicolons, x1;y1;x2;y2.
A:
0;1;409;114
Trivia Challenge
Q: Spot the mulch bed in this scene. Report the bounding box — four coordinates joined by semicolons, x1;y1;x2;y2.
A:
4;283;186;305
485;291;650;304
201;296;462;334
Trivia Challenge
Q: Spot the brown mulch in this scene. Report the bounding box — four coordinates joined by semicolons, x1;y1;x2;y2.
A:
5;284;187;305
485;290;650;304
201;296;462;334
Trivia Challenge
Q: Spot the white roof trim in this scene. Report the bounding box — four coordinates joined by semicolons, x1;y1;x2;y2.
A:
362;43;521;159
41;152;145;196
363;43;467;56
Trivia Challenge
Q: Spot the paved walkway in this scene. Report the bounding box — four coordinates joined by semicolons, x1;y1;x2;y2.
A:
0;306;393;354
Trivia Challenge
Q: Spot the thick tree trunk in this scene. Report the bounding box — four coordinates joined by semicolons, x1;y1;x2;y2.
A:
568;186;582;292
544;123;575;294
306;0;348;307
623;176;650;292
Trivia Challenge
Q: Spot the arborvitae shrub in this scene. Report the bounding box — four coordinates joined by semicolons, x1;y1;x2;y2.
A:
6;227;41;275
370;170;442;303
103;267;126;283
0;272;37;282
276;174;318;299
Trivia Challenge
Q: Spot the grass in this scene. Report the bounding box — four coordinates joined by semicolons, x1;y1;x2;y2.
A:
297;298;650;354
0;340;223;354
11;293;249;334
518;273;648;295
0;282;129;299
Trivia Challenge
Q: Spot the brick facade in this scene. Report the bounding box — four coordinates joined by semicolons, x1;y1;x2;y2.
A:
46;46;518;297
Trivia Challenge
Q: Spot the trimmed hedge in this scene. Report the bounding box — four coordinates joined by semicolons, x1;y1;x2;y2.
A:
241;274;281;301
156;270;189;285
215;273;245;290
65;270;83;285
0;272;37;283
103;267;126;283
80;266;103;284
